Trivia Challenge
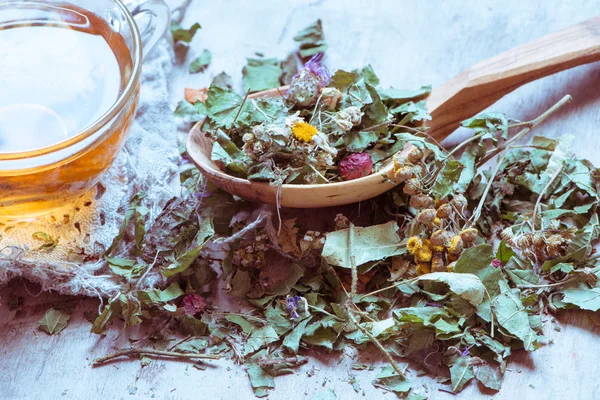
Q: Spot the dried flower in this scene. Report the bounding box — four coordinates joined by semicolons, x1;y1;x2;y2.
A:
410;194;433;209
182;294;207;316
403;178;421;195
451;194;468;211
432;253;445;272
417;209;437;223
286;295;302;319
448;235;464;255
338;106;362;126
407;237;422;255
339;152;373;180
491;259;503;268
287;53;330;107
334;214;350;231
430;229;451;247
406;147;423;164
292;121;318;142
436;203;452;219
416;262;431;276
320;87;343;109
394;166;414;183
415;245;433;262
460;228;478;243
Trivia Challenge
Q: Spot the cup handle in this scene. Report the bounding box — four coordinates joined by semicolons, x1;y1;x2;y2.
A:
124;0;171;60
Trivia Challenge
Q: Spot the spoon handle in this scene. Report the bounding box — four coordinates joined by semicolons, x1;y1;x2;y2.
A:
427;16;600;140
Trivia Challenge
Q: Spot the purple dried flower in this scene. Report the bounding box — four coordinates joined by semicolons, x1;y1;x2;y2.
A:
426;302;442;308
286;295;302;319
492;258;503;268
287;53;330;107
460;344;475;357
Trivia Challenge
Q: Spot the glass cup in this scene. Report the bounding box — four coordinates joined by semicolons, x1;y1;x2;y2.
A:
0;0;170;219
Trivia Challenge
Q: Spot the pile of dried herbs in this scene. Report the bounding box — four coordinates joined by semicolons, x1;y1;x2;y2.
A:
177;20;430;184
84;20;600;398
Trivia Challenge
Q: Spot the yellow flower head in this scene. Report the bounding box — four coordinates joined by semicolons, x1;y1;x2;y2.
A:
416;262;431;276
291;122;318;142
448;235;464;255
407;237;422;255
415;246;433;263
432;244;445;252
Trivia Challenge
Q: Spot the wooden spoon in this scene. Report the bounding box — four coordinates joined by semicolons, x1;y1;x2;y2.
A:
187;16;600;208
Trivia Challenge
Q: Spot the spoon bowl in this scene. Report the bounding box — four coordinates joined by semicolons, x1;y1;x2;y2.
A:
187;16;600;208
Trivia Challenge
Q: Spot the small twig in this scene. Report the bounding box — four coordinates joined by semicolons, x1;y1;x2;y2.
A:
258;356;307;367
167;335;192;351
227;89;251;135
93;348;221;365
479;95;572;166
347;311;406;380
469;155;506;225
532;165;563;232
348;224;358;301
360;277;420;300
308;304;346;321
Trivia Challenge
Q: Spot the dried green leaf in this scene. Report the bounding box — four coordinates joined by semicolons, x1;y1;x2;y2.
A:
38;307;70;335
189;49;212;73
431;160;465;199
293;19;327;59
449;356;474;392
322;222;405;269
170;22;201;43
373;365;412;395
242;57;282;93
416;272;485;306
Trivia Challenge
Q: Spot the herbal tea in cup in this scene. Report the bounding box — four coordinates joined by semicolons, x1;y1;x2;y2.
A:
0;0;170;218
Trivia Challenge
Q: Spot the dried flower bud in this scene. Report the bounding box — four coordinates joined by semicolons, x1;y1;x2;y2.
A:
500;228;513;242
183;294;207;316
339;106;363;126
416;262;431;276
403;178;421;195
394;166;414;183
432;253;445;272
459;228;478;243
287;54;330;106
417;209;437;224
410;194;433;209
447;235;464;255
451;194;468;211
336;118;354;132
334;214;350;231
320;87;343;109
406;147;423;164
436;203;452;219
430;229;451;247
517;235;533;249
339;152;373;180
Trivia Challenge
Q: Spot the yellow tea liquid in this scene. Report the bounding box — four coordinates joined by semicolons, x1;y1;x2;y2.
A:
0;3;137;218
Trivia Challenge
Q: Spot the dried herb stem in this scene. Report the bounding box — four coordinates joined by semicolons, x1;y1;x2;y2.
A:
479;95;572;166
227;89;251;135
347;311;406;379
470;155;506;226
93;348;221;365
360;277;420;300
532;165;563;232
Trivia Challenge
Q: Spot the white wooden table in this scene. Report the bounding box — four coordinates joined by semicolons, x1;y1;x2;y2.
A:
3;1;600;399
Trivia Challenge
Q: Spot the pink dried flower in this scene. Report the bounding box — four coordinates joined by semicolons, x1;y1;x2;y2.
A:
182;294;207;316
339;152;373;181
491;259;503;268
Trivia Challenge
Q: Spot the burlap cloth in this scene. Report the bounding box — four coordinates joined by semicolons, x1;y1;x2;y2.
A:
0;40;180;298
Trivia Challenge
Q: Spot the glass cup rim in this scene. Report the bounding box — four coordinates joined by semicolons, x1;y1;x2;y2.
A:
0;0;142;161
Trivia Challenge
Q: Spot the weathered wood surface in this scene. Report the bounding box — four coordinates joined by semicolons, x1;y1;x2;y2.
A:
3;0;600;399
